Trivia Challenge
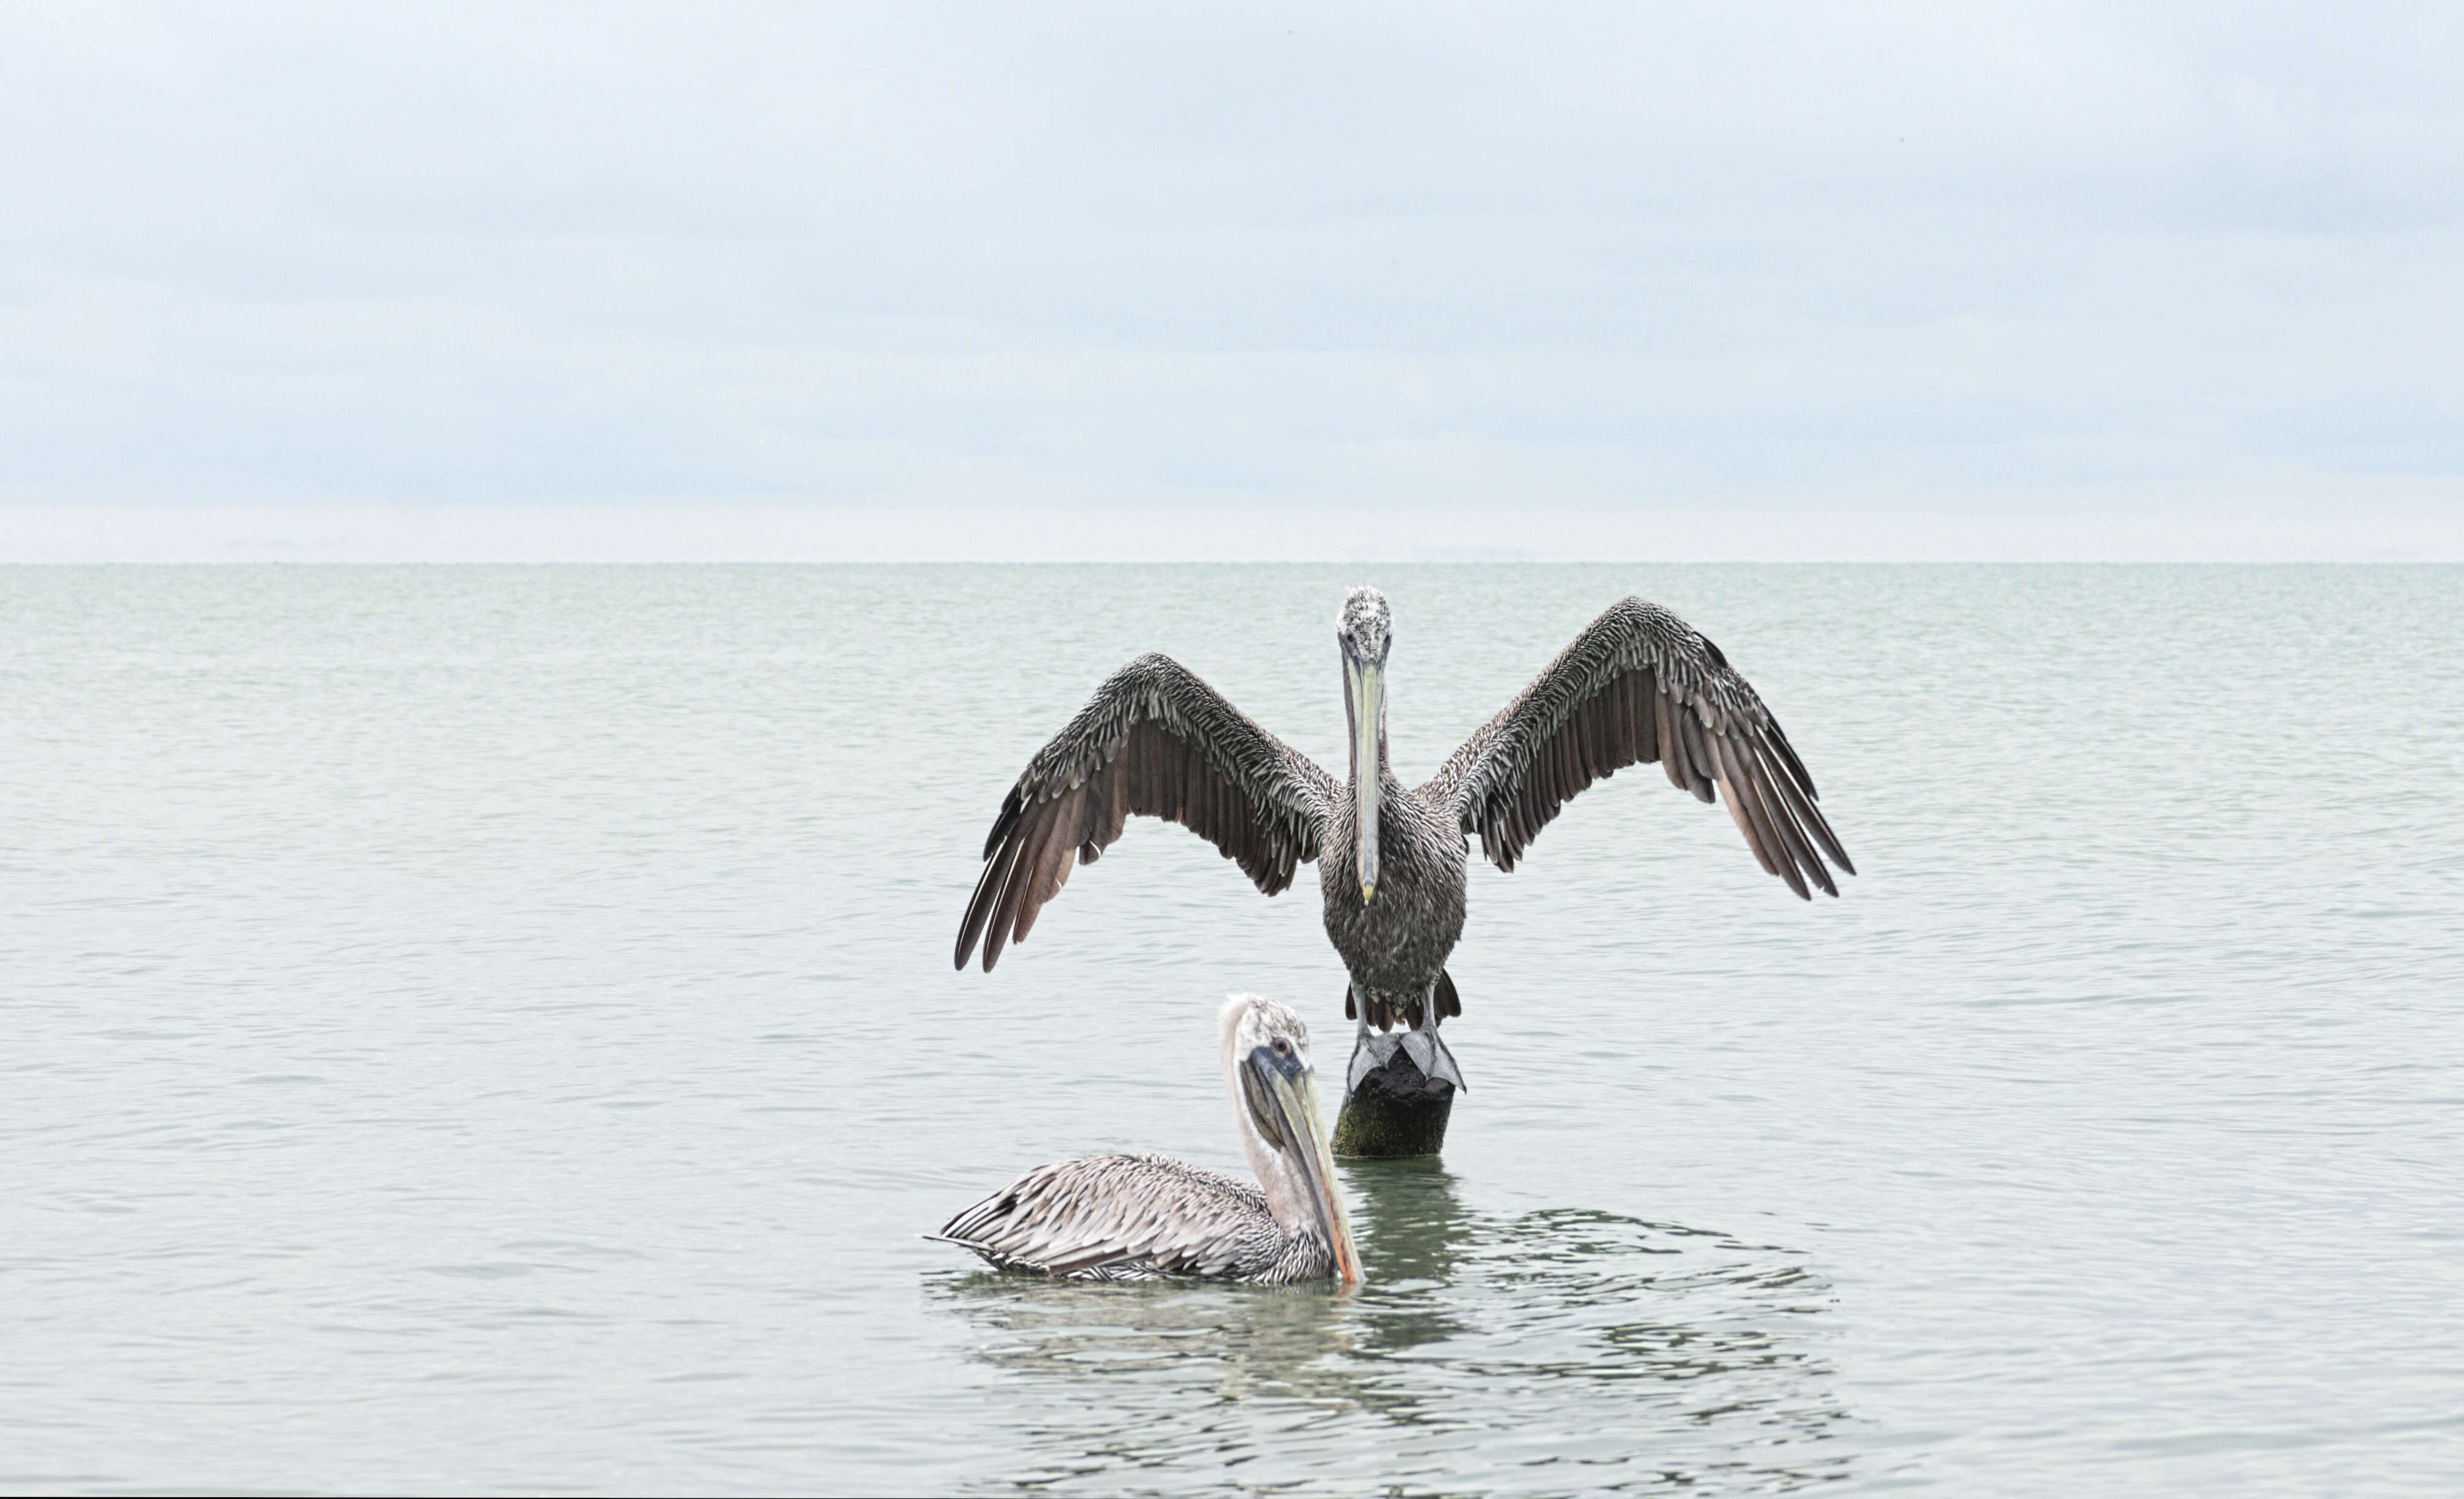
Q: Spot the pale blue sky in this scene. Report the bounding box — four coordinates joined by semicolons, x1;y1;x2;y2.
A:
4;4;2460;557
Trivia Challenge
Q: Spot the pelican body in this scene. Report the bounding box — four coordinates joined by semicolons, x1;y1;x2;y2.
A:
954;588;1853;1156
932;995;1362;1285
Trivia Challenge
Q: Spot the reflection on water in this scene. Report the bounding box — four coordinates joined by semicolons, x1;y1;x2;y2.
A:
934;1162;1850;1495
1348;1156;1476;1361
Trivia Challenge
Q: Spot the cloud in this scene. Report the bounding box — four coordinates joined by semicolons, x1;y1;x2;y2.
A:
1;2;2459;548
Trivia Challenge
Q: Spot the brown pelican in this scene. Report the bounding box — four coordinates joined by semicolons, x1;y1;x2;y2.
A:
954;588;1853;1156
932;993;1363;1285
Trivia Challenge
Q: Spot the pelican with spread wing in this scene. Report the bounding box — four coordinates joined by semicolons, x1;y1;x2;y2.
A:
954;587;1854;1156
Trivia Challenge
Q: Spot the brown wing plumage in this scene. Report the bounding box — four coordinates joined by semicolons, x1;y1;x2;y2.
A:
1420;598;1854;899
955;653;1337;971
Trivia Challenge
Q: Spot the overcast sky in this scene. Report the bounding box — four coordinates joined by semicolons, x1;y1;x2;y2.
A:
4;4;2460;558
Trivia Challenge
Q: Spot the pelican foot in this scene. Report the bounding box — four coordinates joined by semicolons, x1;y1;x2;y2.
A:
1333;1037;1456;1158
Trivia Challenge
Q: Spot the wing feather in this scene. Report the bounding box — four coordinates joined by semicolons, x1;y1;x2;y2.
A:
934;1153;1271;1280
979;807;1041;969
1651;686;1692;795
1713;732;1795;891
1678;705;1717;801
1744;742;1838;898
1420;598;1852;899
956;654;1337;971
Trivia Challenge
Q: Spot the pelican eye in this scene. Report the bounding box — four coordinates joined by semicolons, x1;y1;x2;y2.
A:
1272;1038;1293;1058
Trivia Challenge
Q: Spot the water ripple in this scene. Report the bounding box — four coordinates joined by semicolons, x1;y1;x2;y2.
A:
937;1163;1850;1495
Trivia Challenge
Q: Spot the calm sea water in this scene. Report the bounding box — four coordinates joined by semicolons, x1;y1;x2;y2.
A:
4;564;2458;1497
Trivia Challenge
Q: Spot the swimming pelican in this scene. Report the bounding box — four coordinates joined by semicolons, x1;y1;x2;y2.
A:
954;588;1853;1156
932;993;1362;1285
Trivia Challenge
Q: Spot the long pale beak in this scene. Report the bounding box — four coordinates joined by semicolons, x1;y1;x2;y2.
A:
1253;1052;1364;1285
1343;652;1383;905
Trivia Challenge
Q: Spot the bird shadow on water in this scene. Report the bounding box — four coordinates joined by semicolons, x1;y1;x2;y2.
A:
929;1160;1854;1496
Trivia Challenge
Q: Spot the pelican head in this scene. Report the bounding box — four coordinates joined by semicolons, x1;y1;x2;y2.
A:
1337;586;1391;905
1221;993;1363;1285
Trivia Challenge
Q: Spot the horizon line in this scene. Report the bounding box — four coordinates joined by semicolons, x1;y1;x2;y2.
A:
4;503;2458;566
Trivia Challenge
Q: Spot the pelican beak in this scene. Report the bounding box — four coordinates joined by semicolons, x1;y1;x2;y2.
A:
1249;1047;1364;1285
1342;647;1383;906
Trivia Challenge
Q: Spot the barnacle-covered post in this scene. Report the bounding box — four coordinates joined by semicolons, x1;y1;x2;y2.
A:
1331;1046;1454;1158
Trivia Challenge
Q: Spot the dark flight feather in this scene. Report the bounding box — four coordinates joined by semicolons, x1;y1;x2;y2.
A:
955;654;1337;971
1420;597;1852;901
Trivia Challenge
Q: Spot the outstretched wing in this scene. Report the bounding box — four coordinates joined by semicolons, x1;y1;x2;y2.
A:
932;1153;1273;1280
956;653;1337;971
1420;598;1854;899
